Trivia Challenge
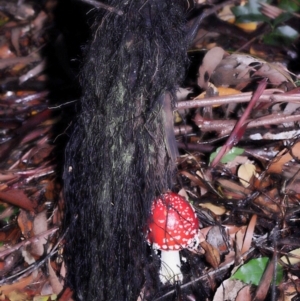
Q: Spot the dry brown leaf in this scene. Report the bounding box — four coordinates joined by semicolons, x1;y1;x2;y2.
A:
279;280;300;301
213;278;247;301
17;209;34;238
211;53;293;89
19;59;46;84
253;62;292;86
0;206;16;220
179;170;206;188
235;226;246;254
11;27;21;56
48;260;63;295
198;47;225;89
59;261;67;279
236;284;252;301
7;290;28;301
0;44;15;59
0;55;41;70
0;172;19;182
40;282;54;296
218;178;251;198
199;203;226;215
238;163;256;187
22;247;36;268
281;248;300;266
44;180;56;202
32;11;48;35
210;54;255;88
253;188;281;215
31;211;48;256
200;226;212;238
268;142;300;174
206;226;228;254
0;227;21;245
241;214;257;254
58;287;74;301
200;240;220;268
225;155;250;171
0;189;36;212
218;5;235;22
0;274;33;294
224;225;243;236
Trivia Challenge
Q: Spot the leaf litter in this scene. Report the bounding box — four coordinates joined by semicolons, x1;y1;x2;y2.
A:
0;0;68;300
0;0;299;300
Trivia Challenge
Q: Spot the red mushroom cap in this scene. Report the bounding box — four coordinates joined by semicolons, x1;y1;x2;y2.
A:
147;192;199;251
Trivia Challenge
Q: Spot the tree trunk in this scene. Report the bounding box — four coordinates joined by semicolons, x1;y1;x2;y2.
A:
64;1;188;300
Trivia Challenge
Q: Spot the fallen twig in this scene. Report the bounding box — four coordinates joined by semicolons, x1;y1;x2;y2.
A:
176;89;300;110
211;78;268;167
79;0;123;15
0;227;59;259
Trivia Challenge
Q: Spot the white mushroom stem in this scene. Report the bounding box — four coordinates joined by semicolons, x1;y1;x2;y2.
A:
159;250;183;284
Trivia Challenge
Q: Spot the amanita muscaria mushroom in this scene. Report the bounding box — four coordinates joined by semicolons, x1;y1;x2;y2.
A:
147;192;199;284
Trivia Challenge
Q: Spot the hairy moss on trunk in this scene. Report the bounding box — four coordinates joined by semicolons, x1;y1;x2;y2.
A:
64;1;188;300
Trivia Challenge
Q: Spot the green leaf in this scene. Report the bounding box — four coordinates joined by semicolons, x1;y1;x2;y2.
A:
273;12;293;27
231;257;283;286
231;0;270;22
263;25;299;46
209;147;244;164
277;25;299;39
279;0;300;13
0;205;5;214
0;15;8;28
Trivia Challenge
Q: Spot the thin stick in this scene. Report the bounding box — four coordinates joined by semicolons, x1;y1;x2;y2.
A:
0;227;59;258
0;229;64;285
176;89;300;110
79;0;124;15
195;113;300;136
211;78;268;167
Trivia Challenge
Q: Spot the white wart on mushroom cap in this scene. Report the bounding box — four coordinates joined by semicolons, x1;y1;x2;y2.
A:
147;192;199;284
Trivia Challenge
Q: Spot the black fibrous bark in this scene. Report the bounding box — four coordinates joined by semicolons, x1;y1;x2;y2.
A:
64;1;189;300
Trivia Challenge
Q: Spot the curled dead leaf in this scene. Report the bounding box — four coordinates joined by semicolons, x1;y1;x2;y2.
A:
199;202;226;215
201;240;221;268
238;163;256;187
198;47;225;89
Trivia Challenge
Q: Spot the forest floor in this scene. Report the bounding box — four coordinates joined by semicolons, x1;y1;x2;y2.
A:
0;0;299;300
